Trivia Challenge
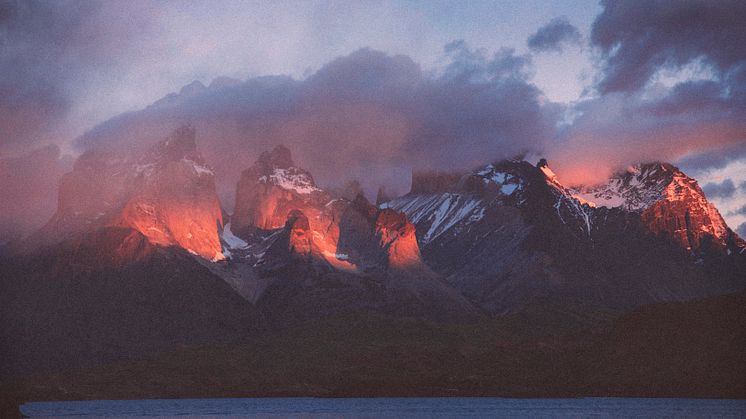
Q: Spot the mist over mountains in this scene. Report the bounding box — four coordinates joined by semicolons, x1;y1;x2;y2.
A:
1;124;745;409
1;1;745;413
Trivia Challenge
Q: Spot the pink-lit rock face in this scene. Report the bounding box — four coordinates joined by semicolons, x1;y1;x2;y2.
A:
285;209;312;258
115;127;224;261
232;145;330;237
375;208;422;269
575;162;738;253
37;126;225;261
270;199;423;271
640;170;729;252
27;149;131;253
232;147;424;272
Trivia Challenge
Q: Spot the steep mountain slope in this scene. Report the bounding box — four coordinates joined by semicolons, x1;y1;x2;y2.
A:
0;227;257;379
209;146;477;321
574;162;742;253
3;142;746;413
385;159;746;314
232;145;329;237
116;126;224;260
4;290;743;408
26;126;224;261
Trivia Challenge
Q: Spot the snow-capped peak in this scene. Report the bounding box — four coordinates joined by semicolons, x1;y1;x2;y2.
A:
540;165;557;181
258;167;321;195
573;162;690;212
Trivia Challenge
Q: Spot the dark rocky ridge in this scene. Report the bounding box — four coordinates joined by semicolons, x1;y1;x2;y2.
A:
24;125;224;260
2;142;746;415
387;159;746;314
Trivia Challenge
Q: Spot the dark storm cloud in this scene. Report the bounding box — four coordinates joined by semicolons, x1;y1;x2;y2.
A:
0;145;72;239
442;41;532;81
729;204;746;217
527;17;582;53
702;179;736;199
550;0;746;185
677;143;746;175
548;80;746;185
0;0;149;155
0;0;79;153
76;45;556;205
591;0;746;93
737;222;746;238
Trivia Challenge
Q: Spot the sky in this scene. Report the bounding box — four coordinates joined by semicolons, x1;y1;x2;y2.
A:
1;0;745;238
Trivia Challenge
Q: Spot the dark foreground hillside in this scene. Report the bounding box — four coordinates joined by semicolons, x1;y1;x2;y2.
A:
2;288;744;417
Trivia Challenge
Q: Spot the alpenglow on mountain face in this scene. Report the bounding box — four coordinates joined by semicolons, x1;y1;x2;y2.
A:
228;144;425;274
573;163;733;252
29;126;225;261
3;127;746;406
385;158;744;313
10;127;746;317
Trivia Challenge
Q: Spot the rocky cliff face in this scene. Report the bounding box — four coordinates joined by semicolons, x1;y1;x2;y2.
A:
576;163;738;253
386;159;746;313
32;126;224;261
375;208;422;269
228;147;425;274
19;140;745;317
40;149;129;240
409;171;465;194
231;145;329;238
115;126;224;261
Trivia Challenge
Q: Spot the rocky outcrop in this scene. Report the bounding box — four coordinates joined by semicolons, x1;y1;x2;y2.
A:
386;159;746;314
232;145;329;238
230;148;425;273
32;125;225;261
335;194;424;270
409;171;464;194
375;208;422;269
578;163;738;253
115;126;224;261
286;209;313;258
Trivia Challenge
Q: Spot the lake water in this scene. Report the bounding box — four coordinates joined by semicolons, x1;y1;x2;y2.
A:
20;397;746;418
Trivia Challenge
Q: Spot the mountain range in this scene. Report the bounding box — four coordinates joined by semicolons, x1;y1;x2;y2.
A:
1;126;744;410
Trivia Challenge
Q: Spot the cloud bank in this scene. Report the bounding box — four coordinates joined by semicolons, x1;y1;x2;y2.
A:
0;0;152;155
77;46;557;206
549;0;746;185
1;0;745;236
591;0;746;94
527;17;582;53
703;179;736;199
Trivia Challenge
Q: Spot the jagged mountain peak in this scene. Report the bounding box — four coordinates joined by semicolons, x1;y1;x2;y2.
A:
232;147;328;236
574;161;702;212
238;145;321;197
163;124;196;149
136;126;215;180
257;144;295;170
27;126;224;261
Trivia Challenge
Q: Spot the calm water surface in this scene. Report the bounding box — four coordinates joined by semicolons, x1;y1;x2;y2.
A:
20;397;746;418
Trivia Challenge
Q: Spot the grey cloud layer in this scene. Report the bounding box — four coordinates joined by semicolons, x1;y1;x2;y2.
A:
703;179;736;199
78;46;556;203
0;0;152;155
2;0;745;237
591;0;746;93
550;0;746;184
527;17;582;53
